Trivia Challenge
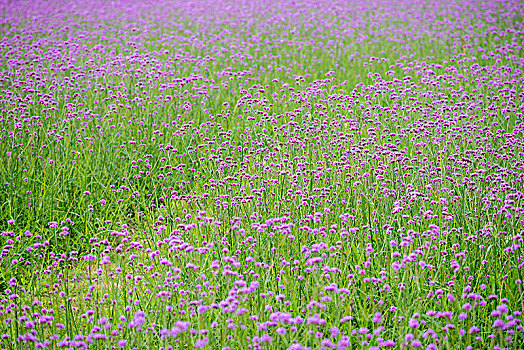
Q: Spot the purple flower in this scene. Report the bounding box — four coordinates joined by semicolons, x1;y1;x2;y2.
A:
129;310;146;329
321;338;335;348
372;312;382;323
276;327;286;336
287;344;304;350
408;318;419;328
330;327;339;337
381;340;395;347
198;305;210;314
195;337;209;348
468;326;480;334
260;334;272;343
175;321;190;331
492;319;505;328
496;304;508;314
358;327;369;334
337;337;351;350
411;340;422;348
84;254;97;261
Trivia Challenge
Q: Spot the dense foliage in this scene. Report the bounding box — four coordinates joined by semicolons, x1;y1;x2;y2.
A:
1;0;523;349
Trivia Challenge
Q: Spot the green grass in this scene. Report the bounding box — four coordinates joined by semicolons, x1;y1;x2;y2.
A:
0;0;523;349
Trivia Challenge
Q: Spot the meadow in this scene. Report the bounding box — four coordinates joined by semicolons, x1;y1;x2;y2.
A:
0;0;524;348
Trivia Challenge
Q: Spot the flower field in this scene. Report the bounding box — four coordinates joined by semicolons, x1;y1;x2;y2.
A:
1;0;524;348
